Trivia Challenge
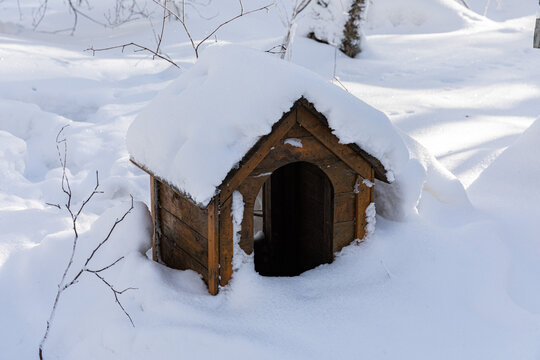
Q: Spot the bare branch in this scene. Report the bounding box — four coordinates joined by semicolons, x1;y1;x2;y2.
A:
155;0;168;56
152;0;273;58
194;2;273;57
45;203;61;209
333;76;350;93
74;171;103;221
92;272;136;327
280;0;313;60
39;130;136;359
86;43;181;68
87;256;125;273
152;0;197;55
83;195;134;268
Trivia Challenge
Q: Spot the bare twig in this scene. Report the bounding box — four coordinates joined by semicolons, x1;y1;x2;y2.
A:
91;272;137;326
87;256;125;273
155;0;169;55
32;0;149;35
83;195;134;269
39;129;136;360
152;0;273;58
86;43;181;69
333;76;350;93
280;0;313;60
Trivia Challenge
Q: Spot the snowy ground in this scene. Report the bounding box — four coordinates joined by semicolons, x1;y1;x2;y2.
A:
1;0;540;359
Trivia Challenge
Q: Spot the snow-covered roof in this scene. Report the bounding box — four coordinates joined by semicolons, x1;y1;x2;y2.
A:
127;44;409;207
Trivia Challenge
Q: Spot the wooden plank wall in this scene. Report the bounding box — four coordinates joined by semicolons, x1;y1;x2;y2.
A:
157;181;211;285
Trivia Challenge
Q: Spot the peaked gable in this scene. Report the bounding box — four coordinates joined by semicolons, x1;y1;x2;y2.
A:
217;98;389;205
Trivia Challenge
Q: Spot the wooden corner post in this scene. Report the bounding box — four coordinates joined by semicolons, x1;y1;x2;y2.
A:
207;200;220;295
150;175;161;262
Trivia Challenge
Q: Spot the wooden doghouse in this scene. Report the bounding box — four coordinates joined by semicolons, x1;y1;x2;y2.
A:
131;98;390;295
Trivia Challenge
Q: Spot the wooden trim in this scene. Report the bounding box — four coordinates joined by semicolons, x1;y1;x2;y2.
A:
295;99;388;182
354;175;363;240
370;167;375;203
151;176;162;262
218;110;297;204
131;159;208;209
297;105;372;180
207;200;219;295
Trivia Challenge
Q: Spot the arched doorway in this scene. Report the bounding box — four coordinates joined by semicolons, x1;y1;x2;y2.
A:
254;161;334;276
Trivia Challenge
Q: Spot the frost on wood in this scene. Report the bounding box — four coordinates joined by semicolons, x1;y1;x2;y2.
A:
231;190;248;271
127;44;408;207
284;138;303;148
364;202;376;238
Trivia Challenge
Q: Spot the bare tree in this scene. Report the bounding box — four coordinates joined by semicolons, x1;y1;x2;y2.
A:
31;0;149;35
279;0;312;59
39;126;135;360
340;0;366;58
88;0;273;65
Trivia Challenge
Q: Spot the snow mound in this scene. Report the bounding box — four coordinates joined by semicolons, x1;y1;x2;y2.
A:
469;117;540;212
366;0;484;34
376;132;470;221
127;44;408;206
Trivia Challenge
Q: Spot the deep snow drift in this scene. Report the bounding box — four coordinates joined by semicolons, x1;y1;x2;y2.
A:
1;0;540;359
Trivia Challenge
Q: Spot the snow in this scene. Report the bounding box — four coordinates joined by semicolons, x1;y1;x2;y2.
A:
231;190;249;271
1;0;540;359
297;0;353;47
127;44;408;207
364;202;376;238
283;137;303;148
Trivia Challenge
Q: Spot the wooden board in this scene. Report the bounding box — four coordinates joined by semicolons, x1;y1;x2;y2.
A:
160;208;209;267
333;221;355;252
207;200;219;295
160;184;208;238
283;122;312;138
334;192;356;223
321;162;357;193
218;195;234;286
150;176;158;261
161;234;208;279
252;136;338;175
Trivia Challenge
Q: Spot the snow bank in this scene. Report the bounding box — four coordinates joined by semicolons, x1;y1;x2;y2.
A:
469;117;540;212
366;0;483;34
127;44;408;206
376;132;470;221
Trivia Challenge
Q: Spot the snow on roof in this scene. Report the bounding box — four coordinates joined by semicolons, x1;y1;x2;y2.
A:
126;44;409;207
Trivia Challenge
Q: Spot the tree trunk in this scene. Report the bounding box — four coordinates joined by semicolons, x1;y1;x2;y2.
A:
340;0;366;58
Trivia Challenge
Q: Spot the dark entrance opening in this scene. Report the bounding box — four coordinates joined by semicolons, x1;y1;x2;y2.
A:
254;161;334;276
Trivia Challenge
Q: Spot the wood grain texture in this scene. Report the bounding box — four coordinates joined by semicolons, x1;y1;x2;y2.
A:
207;200;219;295
160;208;209;267
334;192;356;223
150;176;158;261
333;221;355;252
160;184;208;238
218;195;234;286
161;234;208;279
